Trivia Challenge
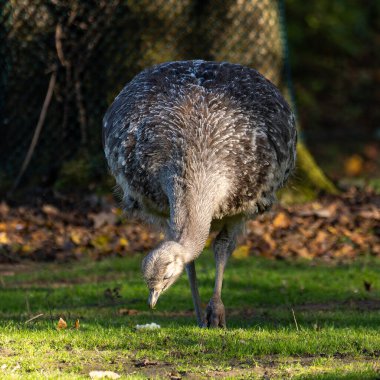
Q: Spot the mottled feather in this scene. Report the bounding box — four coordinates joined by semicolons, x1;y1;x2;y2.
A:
103;60;296;229
103;60;297;317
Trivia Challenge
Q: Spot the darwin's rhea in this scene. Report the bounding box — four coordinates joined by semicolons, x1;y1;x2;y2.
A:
103;60;296;327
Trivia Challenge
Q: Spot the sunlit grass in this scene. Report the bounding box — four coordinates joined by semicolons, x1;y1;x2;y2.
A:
0;253;379;379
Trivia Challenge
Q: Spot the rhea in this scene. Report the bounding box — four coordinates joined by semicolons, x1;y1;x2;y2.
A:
103;60;297;327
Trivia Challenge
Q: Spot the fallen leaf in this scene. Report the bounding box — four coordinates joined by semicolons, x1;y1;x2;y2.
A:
70;230;82;245
344;154;364;176
118;308;139;315
363;143;379;160
327;226;339;235
118;237;128;247
135;359;158;367
0;187;377;263
113;207;123;216
0;202;10;216
57;317;67;330
313;207;334;218
42;204;59;216
232;245;250;259
334;244;356;258
314;231;329;245
21;244;32;253
272;212;291;229
204;237;213;248
89;212;116;228
0;232;9;245
91;235;111;250
263;232;276;251
297;247;313;259
359;209;380;220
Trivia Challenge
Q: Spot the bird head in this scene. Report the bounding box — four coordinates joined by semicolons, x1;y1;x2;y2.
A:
142;241;186;308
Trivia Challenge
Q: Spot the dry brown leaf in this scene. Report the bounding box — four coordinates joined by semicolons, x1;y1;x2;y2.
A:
113;207;123;216
313;207;335;218
359;209;380;220
297;247;313;259
314;230;329;245
263;232;276;250
21;244;32;253
0;232;9;245
0;187;377;263
70;230;82;245
91;235;111;250
118;308;139;315
57;317;67;330
298;226;314;239
118;237;128;247
204;237;213;248
327;226;339;235
0;202;10;216
348;232;367;246
42;204;59;216
272;212;291;229
372;244;380;255
89;212;117;228
232;245;250;259
135;359;158;368
344;154;364;176
334;244;356;258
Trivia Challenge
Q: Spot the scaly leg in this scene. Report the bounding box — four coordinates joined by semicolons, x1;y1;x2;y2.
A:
205;222;241;328
186;261;203;327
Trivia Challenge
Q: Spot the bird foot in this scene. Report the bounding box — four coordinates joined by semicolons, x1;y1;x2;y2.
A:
204;297;226;328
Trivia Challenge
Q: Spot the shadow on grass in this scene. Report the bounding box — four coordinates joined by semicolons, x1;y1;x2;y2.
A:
295;370;380;380
1;255;380;330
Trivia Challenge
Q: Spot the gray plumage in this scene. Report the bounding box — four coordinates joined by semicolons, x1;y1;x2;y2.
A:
103;60;297;327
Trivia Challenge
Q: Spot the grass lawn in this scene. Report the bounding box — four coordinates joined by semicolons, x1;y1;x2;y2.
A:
1;252;380;379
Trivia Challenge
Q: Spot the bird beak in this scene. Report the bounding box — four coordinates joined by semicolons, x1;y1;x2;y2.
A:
148;289;160;309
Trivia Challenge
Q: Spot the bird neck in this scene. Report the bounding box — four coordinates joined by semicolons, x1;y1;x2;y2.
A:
167;180;215;263
178;204;212;262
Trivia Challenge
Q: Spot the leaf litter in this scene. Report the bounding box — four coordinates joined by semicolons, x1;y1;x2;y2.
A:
0;188;378;262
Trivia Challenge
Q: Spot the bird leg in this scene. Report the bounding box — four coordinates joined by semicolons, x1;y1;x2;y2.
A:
205;223;239;328
186;261;203;327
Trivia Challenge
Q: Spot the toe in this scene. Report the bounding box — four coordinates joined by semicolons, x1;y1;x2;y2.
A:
205;298;226;328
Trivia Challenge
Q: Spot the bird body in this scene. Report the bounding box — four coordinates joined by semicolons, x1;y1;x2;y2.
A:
103;60;296;326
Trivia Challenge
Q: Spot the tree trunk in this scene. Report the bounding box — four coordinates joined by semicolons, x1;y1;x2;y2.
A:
297;141;338;194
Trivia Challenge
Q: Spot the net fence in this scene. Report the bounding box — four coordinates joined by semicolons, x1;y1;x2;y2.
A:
0;0;290;193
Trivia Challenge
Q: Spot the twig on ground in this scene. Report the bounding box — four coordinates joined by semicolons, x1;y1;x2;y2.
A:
25;313;44;324
292;308;299;331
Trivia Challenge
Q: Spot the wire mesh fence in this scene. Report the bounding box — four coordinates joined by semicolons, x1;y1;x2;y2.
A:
0;0;290;194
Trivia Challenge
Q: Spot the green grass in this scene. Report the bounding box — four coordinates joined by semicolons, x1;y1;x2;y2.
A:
1;252;380;379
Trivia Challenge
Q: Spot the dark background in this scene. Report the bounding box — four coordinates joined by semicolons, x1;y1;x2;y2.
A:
1;0;379;196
